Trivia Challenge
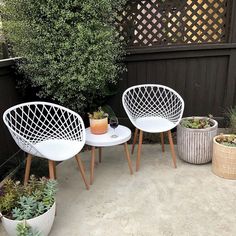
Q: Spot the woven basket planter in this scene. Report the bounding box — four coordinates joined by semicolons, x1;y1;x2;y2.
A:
177;117;218;164
212;135;236;179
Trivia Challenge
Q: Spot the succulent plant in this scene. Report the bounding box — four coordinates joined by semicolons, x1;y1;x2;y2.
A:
216;134;236;147
16;221;41;236
181;117;213;129
88;107;108;119
12;196;41;220
0;176;57;220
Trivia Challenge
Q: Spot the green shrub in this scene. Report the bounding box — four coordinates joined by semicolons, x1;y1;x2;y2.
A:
1;0;126;113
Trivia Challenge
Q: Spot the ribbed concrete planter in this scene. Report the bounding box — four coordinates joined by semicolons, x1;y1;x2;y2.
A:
212;135;236;179
177;117;218;164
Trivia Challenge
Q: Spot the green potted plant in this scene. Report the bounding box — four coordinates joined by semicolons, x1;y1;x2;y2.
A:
177;116;218;164
212;107;236;179
0;176;57;236
88;107;108;134
212;134;236;179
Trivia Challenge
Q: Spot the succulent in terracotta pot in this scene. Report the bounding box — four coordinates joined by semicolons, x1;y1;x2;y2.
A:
88;107;108;134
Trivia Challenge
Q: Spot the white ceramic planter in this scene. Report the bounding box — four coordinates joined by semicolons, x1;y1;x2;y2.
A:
0;202;56;236
177;117;218;164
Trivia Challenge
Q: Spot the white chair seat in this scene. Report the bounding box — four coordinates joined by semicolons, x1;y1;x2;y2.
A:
135;117;175;133
34;139;84;161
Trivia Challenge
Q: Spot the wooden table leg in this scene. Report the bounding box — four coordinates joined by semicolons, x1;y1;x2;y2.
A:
168;130;177;168
131;128;139;154
160;132;165;152
124;142;133;175
90;146;96;185
99;147;102;163
24;154;32;186
48;160;56;179
136;130;143;171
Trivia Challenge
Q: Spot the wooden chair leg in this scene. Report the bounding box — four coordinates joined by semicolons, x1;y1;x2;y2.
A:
136;130;143;171
167;130;177;168
53;161;57;179
90;147;96;185
131;128;139;154
99;147;102;163
75;155;89;190
160;132;165;152
24;154;32;186
48;160;56;179
124;142;133;175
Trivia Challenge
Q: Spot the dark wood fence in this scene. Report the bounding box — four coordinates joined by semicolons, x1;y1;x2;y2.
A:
0;59;24;180
110;0;236;125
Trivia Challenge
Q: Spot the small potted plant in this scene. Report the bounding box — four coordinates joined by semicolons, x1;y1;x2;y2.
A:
0;176;57;236
212;134;236;179
212;106;236;179
88;107;108;134
177;116;218;164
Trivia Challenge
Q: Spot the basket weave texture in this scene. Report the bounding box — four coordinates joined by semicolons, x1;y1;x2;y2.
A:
212;135;236;179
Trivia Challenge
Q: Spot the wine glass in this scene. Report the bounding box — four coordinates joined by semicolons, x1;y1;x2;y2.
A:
110;116;119;138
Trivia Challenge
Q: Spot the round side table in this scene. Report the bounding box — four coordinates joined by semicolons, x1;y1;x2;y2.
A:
86;125;133;185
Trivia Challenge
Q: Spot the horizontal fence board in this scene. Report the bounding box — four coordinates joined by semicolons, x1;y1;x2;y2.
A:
110;47;235;126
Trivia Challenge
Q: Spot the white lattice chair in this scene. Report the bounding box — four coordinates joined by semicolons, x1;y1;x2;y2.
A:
3;101;89;189
122;84;184;171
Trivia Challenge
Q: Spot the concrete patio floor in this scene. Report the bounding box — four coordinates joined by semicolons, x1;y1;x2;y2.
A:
1;144;236;236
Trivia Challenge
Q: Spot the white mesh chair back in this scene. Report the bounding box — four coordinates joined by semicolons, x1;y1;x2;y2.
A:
3;102;85;160
122;84;184;132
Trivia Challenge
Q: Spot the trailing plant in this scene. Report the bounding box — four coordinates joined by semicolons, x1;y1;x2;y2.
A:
1;0;127;114
181;116;214;129
226;106;236;134
88;107;108;119
16;221;41;236
215;134;236;147
101;105;116;118
0;176;57;220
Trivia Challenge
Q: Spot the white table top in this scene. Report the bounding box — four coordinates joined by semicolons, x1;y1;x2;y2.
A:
85;125;131;147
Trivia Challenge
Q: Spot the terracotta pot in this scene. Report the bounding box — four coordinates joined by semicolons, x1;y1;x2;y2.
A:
89;117;108;134
0;202;56;236
212;135;236;179
177;117;218;164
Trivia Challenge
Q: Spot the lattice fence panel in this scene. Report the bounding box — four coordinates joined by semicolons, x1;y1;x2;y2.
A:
116;0;230;47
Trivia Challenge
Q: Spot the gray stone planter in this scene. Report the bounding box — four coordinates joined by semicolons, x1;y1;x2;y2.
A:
177;117;218;164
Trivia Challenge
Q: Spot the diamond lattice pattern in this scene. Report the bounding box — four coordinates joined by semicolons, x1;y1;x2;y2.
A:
116;0;228;47
4;103;84;155
123;86;183;124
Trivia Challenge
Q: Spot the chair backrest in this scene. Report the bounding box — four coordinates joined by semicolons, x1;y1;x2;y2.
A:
122;84;184;125
3;101;85;155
